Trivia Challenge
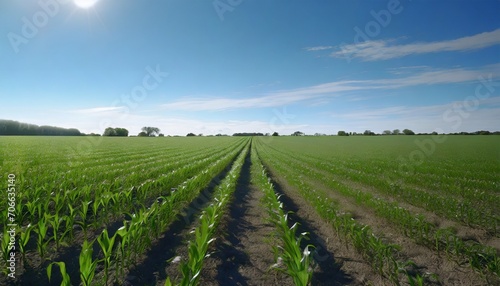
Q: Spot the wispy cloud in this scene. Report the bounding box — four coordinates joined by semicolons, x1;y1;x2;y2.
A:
161;64;500;111
73;106;126;114
331;96;500;133
329;29;500;61
304;46;334;51
161;81;362;111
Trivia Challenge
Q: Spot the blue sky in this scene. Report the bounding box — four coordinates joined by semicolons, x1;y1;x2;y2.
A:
1;0;499;135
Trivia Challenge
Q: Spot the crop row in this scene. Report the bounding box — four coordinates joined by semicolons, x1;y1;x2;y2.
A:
0;138;248;283
45;139;249;285
251;144;314;286
15;138;243;203
258;141;500;280
254;140;426;285
262;142;499;233
0;138;240;256
167;141;250;286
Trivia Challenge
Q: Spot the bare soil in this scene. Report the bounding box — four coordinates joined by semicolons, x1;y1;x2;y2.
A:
198;151;376;285
284;165;492;285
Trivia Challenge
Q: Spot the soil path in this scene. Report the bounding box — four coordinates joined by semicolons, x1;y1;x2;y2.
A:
269;161;490;285
199;150;360;285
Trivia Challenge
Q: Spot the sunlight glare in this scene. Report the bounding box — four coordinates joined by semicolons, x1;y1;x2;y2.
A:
74;0;99;9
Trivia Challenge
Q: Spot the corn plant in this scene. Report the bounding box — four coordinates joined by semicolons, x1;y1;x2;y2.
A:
252;147;315;286
76;201;92;238
79;239;100;286
177;144;248;286
51;190;66;216
1;228;12;265
97;229;117;285
47;261;71;286
272;219;314;286
115;225;130;281
19;223;33;262
179;213;217;286
63;204;76;242
91;198;101;224
35;214;51;260
25;199;39;223
49;213;66;249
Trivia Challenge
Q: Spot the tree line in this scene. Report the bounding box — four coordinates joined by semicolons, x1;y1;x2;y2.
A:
337;129;499;136
0;119;82;136
1;120;498;137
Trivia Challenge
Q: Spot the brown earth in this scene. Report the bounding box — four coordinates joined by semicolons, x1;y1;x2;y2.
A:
268;160;493;285
197;151;381;285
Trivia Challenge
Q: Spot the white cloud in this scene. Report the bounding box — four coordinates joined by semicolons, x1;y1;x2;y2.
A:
331;96;500;133
330;29;500;61
161;64;500;111
74;106;127;114
304;46;334;51
161;81;362;111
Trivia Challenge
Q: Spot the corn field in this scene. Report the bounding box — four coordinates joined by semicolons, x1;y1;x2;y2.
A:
0;135;498;285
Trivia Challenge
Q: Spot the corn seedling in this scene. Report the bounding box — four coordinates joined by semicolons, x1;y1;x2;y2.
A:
76;201;92;238
47;261;72;286
79;239;100;286
36;214;52;260
97;229;117;285
251;148;315;286
19;224;33;262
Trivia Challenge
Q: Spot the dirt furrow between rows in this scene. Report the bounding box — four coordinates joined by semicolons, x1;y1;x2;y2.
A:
123;154;240;286
199;147;287;285
279;168;488;285
199;149;360;285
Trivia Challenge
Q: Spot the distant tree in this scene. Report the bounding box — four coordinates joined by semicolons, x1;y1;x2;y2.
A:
383;130;392;135
141;126;160;137
431;131;438;135
233;132;264;136
337;131;348;136
198;133;203;137
158;133;164;137
0;119;82;136
187;133;196;136
393;129;401;135
402;129;415;135
103;127;128;136
114;128;129;136
103;127;117;136
138;131;148;137
292;131;304;136
272;132;279;136
216;133;223;136
363;130;375;136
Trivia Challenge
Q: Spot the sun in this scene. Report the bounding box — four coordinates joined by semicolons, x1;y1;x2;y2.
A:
74;0;99;9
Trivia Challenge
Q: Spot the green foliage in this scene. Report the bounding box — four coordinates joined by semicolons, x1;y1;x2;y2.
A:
79;240;99;286
0;119;82;135
251;146;314;286
1;135;498;285
47;261;72;286
103;127;129;136
97;229;117;285
337;130;348;136
141;126;161;136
